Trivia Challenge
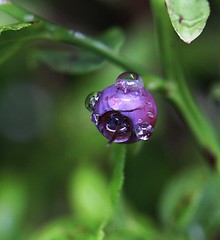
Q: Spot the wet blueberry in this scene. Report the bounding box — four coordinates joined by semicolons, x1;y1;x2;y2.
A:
85;72;158;143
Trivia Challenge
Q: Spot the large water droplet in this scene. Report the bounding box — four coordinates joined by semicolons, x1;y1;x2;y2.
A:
117;72;139;81
134;123;153;140
115;72;144;93
85;92;100;112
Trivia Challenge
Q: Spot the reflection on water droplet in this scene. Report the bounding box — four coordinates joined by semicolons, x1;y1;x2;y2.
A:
135;123;153;140
117;72;139;81
147;101;152;108
91;113;100;125
147;111;154;118
85;92;100;112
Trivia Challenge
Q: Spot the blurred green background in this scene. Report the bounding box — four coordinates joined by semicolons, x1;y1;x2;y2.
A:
1;0;220;239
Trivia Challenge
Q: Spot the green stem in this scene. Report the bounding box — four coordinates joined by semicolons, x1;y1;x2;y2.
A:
150;0;220;171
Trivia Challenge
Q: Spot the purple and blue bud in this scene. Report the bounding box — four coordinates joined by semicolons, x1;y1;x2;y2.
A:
85;72;158;144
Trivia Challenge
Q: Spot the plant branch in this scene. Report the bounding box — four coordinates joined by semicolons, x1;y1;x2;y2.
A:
0;2;163;82
150;0;220;171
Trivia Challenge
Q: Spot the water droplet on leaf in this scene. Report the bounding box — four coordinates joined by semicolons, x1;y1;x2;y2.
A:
135;123;153;140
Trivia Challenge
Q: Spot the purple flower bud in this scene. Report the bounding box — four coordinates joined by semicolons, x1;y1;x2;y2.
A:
85;72;158;144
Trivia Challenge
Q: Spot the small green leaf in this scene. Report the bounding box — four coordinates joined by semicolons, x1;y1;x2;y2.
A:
31;28;125;75
165;0;210;43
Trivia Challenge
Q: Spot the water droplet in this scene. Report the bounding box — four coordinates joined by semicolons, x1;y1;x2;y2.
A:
115;72;144;93
91;113;100;125
117;72;139;81
147;111;154;118
135;123;153;140
147;101;153;108
85;92;100;112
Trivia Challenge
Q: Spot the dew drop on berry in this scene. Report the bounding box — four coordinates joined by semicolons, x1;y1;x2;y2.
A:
91;113;100;125
85;91;100;112
147;111;154;119
116;72;139;81
115;72;144;93
135;123;153;140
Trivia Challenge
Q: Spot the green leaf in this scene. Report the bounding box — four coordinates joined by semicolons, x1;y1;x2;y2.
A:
30;217;105;240
30;28;125;75
105;202;159;240
0;22;39;64
165;0;210;43
0;174;28;240
69;166;113;225
159;167;210;231
190;174;220;236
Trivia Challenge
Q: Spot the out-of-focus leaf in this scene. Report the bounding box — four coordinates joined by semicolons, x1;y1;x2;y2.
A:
190;174;220;237
0;22;38;64
159;167;209;231
30;217;105;240
165;0;210;43
69;166;113;224
31;28;125;75
210;82;220;102
105;201;159;240
0;174;28;240
0;41;23;64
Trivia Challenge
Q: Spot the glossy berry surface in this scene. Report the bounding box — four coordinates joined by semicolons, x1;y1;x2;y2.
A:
85;72;158;143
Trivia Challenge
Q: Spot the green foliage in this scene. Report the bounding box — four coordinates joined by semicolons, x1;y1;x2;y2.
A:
69;166;113;224
0;1;220;240
31;28;125;75
165;0;210;43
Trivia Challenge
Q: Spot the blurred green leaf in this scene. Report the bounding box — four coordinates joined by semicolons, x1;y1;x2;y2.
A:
30;28;125;75
0;174;28;240
105;201;159;240
30;217;105;240
69;166;113;224
165;0;210;43
190;174;220;237
159;167;209;231
0;41;23;65
0;22;39;64
210;82;220;102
